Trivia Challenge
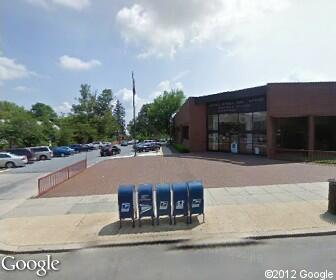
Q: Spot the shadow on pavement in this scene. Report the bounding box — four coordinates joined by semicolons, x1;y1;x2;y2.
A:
99;216;201;236
164;152;292;166
320;212;336;224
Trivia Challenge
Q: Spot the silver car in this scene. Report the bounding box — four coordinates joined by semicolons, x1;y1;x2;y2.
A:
30;146;53;160
0;152;27;168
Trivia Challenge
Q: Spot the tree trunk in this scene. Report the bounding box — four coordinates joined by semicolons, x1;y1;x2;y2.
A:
328;179;336;215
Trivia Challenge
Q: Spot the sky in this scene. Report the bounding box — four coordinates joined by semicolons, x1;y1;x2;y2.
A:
1;0;336;123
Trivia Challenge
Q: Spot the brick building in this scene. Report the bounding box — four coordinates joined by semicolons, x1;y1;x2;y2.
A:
172;82;336;159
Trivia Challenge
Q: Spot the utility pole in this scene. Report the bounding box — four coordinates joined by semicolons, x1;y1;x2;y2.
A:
132;71;137;157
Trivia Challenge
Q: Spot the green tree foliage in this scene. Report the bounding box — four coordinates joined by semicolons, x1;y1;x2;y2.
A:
127;104;156;138
0;101;45;148
127;89;185;139
30;102;59;145
63;84;118;143
31;102;58;122
148;89;185;135
0;84;120;148
113;99;126;135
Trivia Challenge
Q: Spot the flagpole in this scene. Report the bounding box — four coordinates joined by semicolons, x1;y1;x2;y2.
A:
132;71;137;157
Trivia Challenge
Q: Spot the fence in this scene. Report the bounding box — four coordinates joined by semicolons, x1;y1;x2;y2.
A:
37;159;87;196
275;148;336;162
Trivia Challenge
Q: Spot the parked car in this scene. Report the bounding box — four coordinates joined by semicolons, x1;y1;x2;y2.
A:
91;141;103;149
134;142;160;152
30;146;53;160
100;145;121;157
121;141;128;146
6;148;36;163
69;144;82;153
80;144;91;152
87;143;97;150
0;152;27;168
52;147;74;157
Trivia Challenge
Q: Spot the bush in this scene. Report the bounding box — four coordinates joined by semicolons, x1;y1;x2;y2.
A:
171;143;190;153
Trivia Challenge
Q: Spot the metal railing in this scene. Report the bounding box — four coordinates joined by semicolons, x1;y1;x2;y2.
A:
37;159;87;196
275;148;336;162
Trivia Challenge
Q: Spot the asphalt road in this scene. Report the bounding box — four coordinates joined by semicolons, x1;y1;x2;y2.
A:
1;235;336;280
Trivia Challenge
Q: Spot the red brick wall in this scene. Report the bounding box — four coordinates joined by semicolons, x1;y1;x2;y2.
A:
267;82;336;157
267;82;336;117
189;99;207;152
173;98;207;152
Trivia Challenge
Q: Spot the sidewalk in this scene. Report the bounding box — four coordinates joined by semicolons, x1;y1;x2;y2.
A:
1;181;335;252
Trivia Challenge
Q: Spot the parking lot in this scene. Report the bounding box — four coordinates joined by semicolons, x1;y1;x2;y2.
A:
0;145;138;216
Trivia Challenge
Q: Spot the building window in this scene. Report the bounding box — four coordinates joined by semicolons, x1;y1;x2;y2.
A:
208;115;218;131
208;133;218;151
239;113;253;132
219;113;239;134
315;116;336;151
253;112;266;132
207;110;267;154
182;126;189;140
276;117;308;149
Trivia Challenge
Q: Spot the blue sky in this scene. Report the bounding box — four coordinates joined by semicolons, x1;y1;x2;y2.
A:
1;0;335;123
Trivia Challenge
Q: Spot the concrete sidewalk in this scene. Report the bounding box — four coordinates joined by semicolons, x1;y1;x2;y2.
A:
1;182;335;252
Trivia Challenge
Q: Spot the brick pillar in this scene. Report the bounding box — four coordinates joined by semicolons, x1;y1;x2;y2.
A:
308;116;315;151
267;116;276;158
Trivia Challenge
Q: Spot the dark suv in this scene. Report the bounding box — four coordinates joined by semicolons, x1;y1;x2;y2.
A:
6;148;36;163
100;145;121;157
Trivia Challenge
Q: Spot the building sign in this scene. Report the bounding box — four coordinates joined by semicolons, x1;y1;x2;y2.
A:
207;96;266;114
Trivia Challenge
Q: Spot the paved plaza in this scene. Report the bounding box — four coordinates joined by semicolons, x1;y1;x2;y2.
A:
41;147;336;198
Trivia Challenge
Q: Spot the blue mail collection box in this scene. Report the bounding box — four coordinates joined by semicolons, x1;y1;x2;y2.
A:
137;184;154;226
118;184;136;228
156;184;172;225
187;180;204;223
172;182;189;224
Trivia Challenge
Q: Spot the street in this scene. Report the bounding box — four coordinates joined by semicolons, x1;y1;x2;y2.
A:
0;145;134;216
1;235;336;280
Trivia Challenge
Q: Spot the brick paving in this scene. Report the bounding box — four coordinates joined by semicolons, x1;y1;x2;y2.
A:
41;151;336;198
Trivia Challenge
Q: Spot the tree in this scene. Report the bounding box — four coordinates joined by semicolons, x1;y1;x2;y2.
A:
148;89;185;136
30;102;59;145
128;103;156;138
113;99;126;135
31;102;58;122
61;84;119;143
0;101;45;148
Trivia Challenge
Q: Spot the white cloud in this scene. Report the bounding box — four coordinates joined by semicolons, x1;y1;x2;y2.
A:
152;79;184;98
116;0;291;58
13;86;30;91
55;101;72;114
281;70;332;83
59;55;101;71
26;0;90;10
0;56;31;81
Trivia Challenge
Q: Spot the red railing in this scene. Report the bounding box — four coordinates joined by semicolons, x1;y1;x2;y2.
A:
275;148;336;162
37;159;87;196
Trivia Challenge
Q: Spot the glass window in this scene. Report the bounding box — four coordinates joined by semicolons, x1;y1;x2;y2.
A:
208;115;218;131
219;113;239;133
239;113;253;132
253;112;266;132
208;133;218;151
239;133;253;154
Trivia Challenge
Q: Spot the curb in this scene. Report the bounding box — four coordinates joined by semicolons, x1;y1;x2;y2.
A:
1;228;336;254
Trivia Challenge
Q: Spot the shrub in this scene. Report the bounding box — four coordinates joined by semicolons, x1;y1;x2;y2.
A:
171;143;190;153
